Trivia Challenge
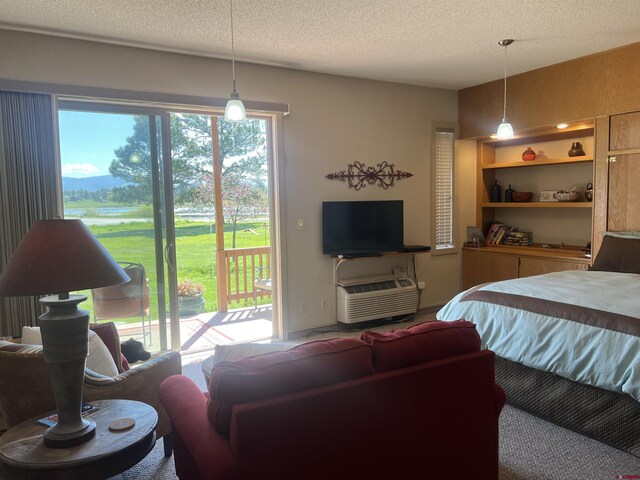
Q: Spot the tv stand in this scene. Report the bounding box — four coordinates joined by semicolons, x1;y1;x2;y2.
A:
338;252;383;259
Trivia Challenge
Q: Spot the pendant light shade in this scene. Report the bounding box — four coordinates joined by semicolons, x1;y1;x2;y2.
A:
224;0;246;122
225;91;246;122
496;121;514;139
496;39;514;139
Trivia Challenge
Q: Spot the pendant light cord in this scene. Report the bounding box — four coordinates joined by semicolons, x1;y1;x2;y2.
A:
502;44;507;121
230;0;237;93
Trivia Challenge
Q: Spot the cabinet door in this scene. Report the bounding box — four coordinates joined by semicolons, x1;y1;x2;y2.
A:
462;249;518;290
518;257;588;278
610;111;640;151
608;153;640;232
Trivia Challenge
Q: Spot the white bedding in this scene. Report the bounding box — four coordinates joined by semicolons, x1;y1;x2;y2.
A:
437;270;640;401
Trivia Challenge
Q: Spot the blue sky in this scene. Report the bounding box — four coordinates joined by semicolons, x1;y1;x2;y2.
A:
58;111;135;177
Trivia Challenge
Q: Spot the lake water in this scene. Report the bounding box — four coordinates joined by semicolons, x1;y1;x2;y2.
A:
64;206;216;225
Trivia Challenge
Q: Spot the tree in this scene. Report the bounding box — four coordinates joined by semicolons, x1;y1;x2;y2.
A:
108;114;267;207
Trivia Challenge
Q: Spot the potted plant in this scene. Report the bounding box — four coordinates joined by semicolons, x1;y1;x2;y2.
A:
177;279;206;317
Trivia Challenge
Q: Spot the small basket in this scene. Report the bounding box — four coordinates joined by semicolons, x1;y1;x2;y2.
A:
553;191;580;202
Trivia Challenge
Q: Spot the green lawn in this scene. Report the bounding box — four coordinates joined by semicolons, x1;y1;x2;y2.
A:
78;219;271;321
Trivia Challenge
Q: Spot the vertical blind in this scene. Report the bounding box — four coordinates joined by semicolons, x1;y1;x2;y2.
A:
434;128;455;249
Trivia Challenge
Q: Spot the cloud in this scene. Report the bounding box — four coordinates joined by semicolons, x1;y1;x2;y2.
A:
61;163;101;177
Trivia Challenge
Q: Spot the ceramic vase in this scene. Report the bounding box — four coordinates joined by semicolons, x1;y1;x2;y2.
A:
568;142;585;157
522;147;536;161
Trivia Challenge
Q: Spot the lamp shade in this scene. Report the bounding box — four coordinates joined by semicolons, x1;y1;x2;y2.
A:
0;219;129;297
496;121;514;139
225;92;246;122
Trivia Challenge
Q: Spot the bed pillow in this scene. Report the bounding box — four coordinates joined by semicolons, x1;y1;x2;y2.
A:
20;326;119;377
590;234;640;274
361;319;481;372
207;337;374;436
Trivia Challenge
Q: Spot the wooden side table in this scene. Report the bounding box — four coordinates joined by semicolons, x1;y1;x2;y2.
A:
0;399;157;480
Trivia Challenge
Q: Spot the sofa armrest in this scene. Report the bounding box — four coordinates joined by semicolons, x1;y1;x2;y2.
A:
83;350;182;438
160;375;239;480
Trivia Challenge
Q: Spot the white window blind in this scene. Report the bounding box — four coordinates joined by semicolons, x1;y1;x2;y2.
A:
434;128;455;250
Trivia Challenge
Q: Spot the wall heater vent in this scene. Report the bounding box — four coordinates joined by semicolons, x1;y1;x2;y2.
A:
337;277;418;324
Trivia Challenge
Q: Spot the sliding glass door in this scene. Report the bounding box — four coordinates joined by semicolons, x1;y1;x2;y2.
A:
58;101;279;353
58;105;176;351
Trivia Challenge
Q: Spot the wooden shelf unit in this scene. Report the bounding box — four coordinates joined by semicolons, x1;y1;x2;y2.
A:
481;202;592;208
477;122;596;233
464;122;596;288
481;156;593;170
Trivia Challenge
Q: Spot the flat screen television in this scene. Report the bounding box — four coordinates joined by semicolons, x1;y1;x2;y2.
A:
322;200;404;256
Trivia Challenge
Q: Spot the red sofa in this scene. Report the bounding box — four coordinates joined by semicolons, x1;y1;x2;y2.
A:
160;320;506;480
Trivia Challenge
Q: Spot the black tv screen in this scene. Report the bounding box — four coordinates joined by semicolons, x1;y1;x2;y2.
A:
322;200;404;256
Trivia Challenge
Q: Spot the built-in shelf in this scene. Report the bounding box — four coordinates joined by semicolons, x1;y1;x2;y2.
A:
481;156;593;170
481;202;592;208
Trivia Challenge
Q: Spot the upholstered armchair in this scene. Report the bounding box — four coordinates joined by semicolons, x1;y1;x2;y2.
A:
0;326;181;456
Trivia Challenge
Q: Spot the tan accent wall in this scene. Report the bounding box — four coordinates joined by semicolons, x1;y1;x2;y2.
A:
0;30;459;332
459;42;640;139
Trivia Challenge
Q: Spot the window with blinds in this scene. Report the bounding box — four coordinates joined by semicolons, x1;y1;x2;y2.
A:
433;127;455;251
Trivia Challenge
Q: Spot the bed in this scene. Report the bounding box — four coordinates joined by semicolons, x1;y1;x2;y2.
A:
437;233;640;456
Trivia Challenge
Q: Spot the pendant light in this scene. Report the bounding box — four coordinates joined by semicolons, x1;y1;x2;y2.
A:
496;39;514;139
224;0;246;122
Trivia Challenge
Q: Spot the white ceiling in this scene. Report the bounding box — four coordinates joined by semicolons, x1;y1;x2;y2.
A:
1;0;640;90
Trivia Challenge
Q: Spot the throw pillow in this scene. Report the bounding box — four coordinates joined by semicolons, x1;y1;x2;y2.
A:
590;234;640;274
20;326;119;377
361;319;481;372
207;337;374;436
90;323;129;372
20;326;42;345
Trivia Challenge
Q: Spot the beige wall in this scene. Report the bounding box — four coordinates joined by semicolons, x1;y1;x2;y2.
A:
0;30;460;333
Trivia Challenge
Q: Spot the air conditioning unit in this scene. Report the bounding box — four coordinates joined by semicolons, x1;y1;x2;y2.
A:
337;276;418;324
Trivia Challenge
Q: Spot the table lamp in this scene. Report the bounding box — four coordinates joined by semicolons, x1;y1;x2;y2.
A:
0;219;129;448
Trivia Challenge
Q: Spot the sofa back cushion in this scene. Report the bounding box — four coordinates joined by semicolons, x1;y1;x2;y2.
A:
207;337;374;436
361;320;481;372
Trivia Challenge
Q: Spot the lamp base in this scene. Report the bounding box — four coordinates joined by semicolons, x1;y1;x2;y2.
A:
39;294;94;449
44;419;96;448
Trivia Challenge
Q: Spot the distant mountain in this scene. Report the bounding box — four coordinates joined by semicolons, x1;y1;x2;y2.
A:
62;175;129;192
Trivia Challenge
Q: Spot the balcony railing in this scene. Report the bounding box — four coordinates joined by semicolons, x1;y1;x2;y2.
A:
218;246;271;311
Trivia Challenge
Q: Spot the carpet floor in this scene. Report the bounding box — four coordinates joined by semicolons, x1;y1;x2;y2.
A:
123;314;640;479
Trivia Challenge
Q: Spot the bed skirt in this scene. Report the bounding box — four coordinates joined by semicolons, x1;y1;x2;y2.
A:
495;356;640;457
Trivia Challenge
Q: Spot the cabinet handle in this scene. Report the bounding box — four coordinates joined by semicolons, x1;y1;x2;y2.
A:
608;156;617;163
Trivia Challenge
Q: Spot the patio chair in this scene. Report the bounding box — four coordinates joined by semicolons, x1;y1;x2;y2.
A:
253;265;272;306
91;261;152;347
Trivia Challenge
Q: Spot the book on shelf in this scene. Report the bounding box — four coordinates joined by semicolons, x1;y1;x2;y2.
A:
504;231;532;246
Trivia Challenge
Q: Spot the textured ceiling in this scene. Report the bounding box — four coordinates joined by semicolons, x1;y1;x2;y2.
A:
1;0;640;89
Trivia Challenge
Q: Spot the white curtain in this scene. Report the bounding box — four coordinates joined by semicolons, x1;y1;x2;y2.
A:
0;91;61;336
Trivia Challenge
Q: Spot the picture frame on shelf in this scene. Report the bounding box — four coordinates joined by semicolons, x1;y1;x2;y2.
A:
539;190;559;202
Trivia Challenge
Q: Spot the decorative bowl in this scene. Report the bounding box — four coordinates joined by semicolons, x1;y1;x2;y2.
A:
553;191;580;202
511;191;532;202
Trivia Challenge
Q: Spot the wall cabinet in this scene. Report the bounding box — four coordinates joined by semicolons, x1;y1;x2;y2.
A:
462;247;589;290
593;110;640;257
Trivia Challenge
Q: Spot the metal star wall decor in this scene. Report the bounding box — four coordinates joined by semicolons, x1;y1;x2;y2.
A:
325;161;413;190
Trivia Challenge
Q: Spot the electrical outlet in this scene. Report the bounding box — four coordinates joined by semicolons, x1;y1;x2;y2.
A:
300;301;307;314
418;281;426;290
320;298;328;310
297;219;304;230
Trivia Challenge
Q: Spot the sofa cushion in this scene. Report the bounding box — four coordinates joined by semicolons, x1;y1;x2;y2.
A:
207;337;374;436
361;320;481;372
